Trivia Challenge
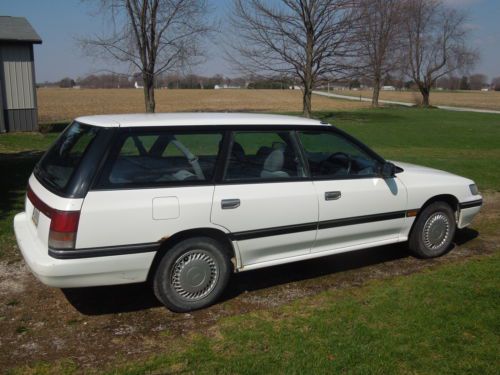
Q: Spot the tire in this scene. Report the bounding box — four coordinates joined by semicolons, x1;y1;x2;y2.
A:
409;201;456;258
153;236;231;312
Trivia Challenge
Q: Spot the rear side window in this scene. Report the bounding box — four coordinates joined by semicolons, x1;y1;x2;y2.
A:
223;131;306;181
98;131;223;188
35;122;100;193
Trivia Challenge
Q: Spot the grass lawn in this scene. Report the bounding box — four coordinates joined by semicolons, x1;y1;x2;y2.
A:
0;132;59;261
116;253;500;375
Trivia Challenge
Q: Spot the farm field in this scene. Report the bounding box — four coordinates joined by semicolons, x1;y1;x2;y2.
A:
37;88;370;123
0;108;499;373
332;88;500;110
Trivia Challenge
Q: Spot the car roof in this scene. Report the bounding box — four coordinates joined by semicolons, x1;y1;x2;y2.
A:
74;112;326;128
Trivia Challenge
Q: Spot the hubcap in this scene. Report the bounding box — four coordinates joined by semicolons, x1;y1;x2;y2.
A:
423;212;450;250
170;250;219;301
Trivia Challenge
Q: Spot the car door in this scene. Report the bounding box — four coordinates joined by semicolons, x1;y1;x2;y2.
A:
77;129;224;250
211;129;318;267
297;130;407;254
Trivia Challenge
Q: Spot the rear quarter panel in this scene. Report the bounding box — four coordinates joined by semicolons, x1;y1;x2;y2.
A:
76;186;224;249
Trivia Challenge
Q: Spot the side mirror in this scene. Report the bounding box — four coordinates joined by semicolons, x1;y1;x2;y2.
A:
380;162;396;179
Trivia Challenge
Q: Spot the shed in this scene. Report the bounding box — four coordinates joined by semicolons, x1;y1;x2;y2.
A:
0;16;42;132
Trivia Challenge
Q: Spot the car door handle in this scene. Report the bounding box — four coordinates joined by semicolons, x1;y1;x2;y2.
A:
221;199;240;209
325;191;341;201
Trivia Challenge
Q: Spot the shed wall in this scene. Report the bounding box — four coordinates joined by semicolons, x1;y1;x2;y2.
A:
0;78;4;132
0;43;38;132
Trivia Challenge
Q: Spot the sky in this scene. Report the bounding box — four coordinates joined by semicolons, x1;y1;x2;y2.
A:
1;0;499;83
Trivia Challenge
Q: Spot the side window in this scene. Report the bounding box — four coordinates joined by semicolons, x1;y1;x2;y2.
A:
100;131;222;187
298;131;380;178
224;131;306;181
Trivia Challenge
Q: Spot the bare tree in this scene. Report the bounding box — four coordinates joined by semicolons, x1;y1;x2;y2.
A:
469;73;488;90
492;77;500;91
82;0;213;112
354;0;403;106
228;0;355;118
402;0;477;106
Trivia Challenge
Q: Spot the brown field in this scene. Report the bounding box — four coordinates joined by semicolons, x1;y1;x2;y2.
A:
338;89;500;110
37;88;370;123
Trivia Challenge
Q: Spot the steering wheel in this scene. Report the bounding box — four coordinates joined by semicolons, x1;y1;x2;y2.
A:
320;152;352;175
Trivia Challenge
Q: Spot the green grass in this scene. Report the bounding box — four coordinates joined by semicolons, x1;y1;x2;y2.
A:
0;132;58;260
0;132;59;153
129;253;500;375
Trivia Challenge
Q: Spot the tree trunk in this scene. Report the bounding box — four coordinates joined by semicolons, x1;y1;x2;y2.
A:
419;85;430;107
143;73;156;113
302;22;314;119
372;77;381;107
303;86;312;118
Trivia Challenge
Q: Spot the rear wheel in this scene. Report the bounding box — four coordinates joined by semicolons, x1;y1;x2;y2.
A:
153;237;231;312
409;201;456;258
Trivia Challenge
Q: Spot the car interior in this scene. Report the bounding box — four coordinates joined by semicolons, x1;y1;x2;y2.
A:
106;130;379;186
224;132;305;180
108;134;221;184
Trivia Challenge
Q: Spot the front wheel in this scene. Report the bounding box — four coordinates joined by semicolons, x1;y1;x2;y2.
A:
153;237;231;312
409;201;456;258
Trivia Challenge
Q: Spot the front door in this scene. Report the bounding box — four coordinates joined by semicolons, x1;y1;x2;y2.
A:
297;130;407;253
211;130;318;267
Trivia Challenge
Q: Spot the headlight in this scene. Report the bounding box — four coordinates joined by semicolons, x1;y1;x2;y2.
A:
469;184;479;195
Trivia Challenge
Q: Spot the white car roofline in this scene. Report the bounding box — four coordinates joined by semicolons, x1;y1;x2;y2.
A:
74;112;325;128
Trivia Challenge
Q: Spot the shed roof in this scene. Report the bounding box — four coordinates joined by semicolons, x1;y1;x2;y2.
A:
0;16;42;44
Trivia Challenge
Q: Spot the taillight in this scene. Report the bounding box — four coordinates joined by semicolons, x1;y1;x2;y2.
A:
27;185;81;250
48;211;80;249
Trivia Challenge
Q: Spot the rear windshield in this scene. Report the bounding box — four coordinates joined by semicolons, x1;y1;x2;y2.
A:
35;122;100;194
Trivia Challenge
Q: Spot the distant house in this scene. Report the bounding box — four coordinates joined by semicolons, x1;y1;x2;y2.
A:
382;85;396;91
214;84;241;90
0;16;42;132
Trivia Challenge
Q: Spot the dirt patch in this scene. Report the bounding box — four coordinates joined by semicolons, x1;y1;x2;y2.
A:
0;261;28;295
0;193;498;372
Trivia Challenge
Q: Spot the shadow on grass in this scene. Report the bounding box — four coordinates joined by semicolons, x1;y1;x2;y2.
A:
314;110;407;124
61;228;477;316
64;243;410;315
455;227;479;245
0;151;43;221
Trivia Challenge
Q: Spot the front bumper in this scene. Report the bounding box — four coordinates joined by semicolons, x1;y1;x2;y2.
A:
13;212;155;288
458;198;482;229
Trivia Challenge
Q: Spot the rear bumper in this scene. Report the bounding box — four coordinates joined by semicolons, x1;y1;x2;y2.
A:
458;198;482;229
13;212;156;288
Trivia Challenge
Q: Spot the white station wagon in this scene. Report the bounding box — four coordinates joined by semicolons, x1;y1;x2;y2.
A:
14;113;482;311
